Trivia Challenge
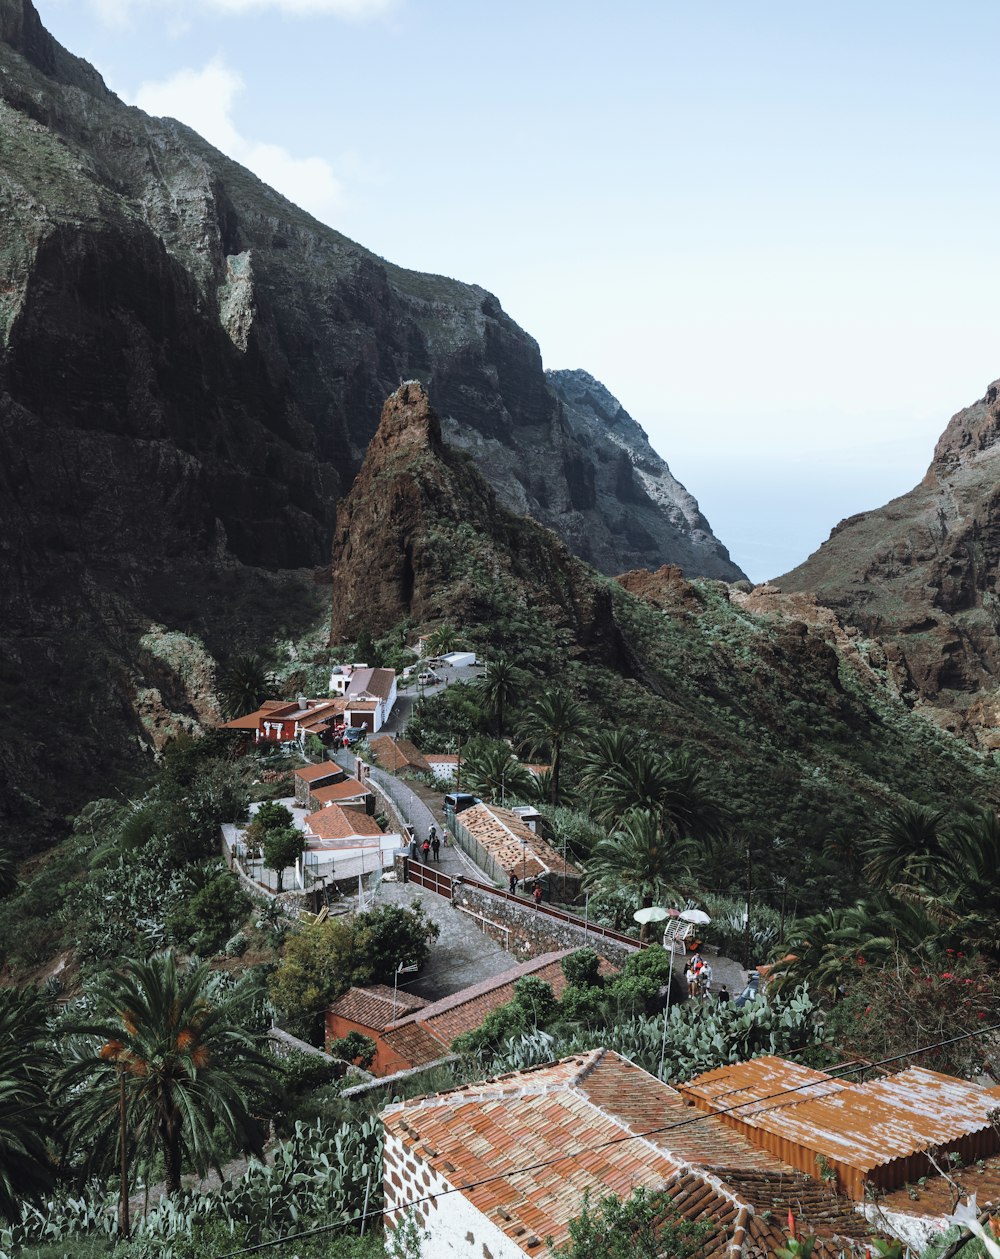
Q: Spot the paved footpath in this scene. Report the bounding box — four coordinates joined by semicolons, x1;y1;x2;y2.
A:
333;749;481;881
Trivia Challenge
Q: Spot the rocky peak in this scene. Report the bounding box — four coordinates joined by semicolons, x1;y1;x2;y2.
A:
368;380;443;462
776;375;1000;747
0;0;109;96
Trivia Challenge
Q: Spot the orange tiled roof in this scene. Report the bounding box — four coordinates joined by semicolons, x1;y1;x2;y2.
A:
329;984;428;1031
311;777;370;805
293;762;346;784
382;1020;450;1068
382;1051;876;1257
304;804;384;842
369;735;431;775
458;803;580;881
382;952;616;1066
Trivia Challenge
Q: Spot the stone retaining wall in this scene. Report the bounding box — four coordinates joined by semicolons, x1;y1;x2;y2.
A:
451;881;639;969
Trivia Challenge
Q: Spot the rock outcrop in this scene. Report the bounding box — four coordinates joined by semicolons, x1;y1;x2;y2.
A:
0;0;742;845
331;382;642;678
776;379;1000;746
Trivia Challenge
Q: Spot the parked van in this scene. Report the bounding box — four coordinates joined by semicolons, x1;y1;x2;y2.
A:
417;671;438;685
443;792;479;815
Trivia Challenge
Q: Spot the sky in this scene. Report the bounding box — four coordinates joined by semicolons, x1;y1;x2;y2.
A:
32;0;1000;581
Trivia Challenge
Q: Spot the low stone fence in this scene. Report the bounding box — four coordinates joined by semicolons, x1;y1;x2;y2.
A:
339;1055;459;1101
451;881;640;969
267;1026;374;1086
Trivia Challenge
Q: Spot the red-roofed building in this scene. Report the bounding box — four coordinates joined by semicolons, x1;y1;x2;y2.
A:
308;775;374;813
382;1050;879;1258
219;697;346;745
368;734;431;775
331;951;616;1079
329;665;399;733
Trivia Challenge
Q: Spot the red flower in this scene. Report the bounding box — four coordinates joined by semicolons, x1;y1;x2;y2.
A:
979;1012;987;1020
857;955;866;966
941;972;954;979
788;1209;796;1240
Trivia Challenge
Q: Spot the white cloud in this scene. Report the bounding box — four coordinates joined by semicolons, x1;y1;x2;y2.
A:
130;59;343;222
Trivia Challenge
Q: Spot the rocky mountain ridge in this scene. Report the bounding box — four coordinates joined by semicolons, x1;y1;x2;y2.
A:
0;0;740;846
776;378;1000;747
331;381;1000;856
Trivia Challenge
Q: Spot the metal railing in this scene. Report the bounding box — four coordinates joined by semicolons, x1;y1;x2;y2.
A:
406;862;454;898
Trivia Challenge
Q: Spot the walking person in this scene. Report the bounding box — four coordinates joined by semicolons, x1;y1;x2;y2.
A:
421;837;431;863
699;960;714;999
508;868;518;895
717;985;731;1003
532;879;542;907
431;833;441;862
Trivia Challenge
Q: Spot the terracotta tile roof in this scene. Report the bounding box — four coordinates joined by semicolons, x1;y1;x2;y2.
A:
310;776;370;805
458;803;581;880
293;762;346;784
383;1050;874;1256
347;700;378;711
384;952;615;1064
219;711;265;730
329;984;428;1031
369;735;431;775
382;1020;450;1068
304;804;384;842
365;668;396;701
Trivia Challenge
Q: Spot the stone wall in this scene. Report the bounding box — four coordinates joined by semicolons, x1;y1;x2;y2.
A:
451;881;639;969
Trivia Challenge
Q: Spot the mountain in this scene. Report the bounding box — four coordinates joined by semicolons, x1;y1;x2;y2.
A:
332;381;1000;874
775;378;1000;748
0;0;742;847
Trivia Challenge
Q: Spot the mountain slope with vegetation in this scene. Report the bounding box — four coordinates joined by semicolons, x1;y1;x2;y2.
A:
0;0;740;851
334;382;1000;900
777;376;1000;748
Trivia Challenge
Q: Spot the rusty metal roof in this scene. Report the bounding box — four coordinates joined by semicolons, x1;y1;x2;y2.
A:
683;1056;1000;1176
678;1055;846;1119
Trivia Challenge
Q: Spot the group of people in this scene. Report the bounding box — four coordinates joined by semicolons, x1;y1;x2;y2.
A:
685;952;729;1002
418;825;442;862
508;870;543;904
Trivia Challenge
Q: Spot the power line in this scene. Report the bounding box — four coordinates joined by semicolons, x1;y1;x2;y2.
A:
218;1019;1000;1257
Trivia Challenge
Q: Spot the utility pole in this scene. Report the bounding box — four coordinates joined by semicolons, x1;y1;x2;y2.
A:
743;841;753;970
118;1058;130;1240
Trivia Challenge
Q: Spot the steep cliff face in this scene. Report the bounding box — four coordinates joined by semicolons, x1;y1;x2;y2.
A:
0;0;742;845
544;370;744;580
776;379;1000;746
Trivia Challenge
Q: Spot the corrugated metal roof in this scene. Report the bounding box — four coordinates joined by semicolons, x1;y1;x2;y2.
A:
678;1055;846;1119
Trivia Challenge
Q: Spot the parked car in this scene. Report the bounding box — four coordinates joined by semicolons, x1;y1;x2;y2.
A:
342;726;368;745
417;671;439;685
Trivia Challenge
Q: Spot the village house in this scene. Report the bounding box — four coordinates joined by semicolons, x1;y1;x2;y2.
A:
424;753;459;783
219;696;346;745
328;951;613;1078
382;1049;1000;1257
452;801;582;898
328;665;398;734
300;803;401;881
381;1049;877;1258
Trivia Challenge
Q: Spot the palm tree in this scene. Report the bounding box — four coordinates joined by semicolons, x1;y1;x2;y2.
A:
520;688;588;805
62;952;268;1196
462;741;534;804
585;809;695;938
216;654;275;720
477;654;524;737
862;802;945;894
0;988;56;1222
588;743;724;844
426;623;459;656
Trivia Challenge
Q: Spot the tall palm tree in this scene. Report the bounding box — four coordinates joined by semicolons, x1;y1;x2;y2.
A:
62;952;268;1196
462;741;534;804
216;654;275;720
0;988;56;1222
426;623;459;656
477;654;524;737
588;743;724;844
520;687;588;805
862;802;946;894
585;809;695;937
